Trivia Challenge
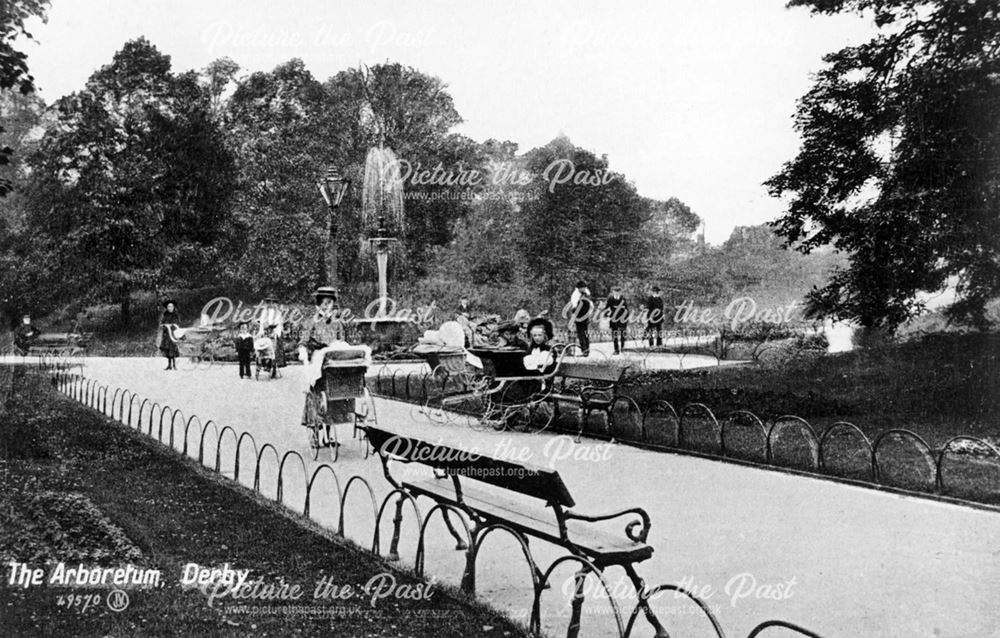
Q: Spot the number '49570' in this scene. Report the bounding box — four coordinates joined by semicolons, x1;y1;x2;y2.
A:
57;593;101;612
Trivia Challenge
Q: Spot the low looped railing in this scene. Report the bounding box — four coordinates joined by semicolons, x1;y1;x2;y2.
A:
30;360;830;638
372;363;1000;507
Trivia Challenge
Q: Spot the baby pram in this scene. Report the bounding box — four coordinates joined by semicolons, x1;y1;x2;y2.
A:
301;345;375;462
254;335;279;380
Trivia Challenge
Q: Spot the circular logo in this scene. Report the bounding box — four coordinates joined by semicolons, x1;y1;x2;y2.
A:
107;589;129;613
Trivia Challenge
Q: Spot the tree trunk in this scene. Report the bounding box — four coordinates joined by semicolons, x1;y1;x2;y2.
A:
120;286;131;327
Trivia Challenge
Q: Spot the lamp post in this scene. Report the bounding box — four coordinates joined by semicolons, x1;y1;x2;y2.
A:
316;166;351;287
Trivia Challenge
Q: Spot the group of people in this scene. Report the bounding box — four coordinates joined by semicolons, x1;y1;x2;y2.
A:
565;281;666;355
233;321;278;379
157;288;361;396
453;282;668;360
157;297;288;377
153;281;668;376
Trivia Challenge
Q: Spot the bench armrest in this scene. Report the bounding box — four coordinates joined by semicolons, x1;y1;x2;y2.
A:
578;384;615;403
564;507;651;543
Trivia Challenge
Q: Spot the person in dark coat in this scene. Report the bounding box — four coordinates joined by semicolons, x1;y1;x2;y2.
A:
13;314;39;356
497;322;529;351
456;295;476;322
159;300;180;370
606;285;629;355
645;286;665;347
234;322;254;379
568;281;592;357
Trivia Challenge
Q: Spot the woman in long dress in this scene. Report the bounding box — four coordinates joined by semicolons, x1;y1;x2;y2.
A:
159;300;180;370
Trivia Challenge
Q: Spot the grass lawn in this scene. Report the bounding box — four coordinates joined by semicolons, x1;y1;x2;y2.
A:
0;368;528;638
622;332;1000;447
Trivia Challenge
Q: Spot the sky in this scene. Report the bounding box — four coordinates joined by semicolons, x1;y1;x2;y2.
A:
21;0;876;244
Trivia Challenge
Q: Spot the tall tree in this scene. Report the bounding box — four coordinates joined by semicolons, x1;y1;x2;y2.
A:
26;38;235;324
222;58;335;297
641;196;701;274
324;63;471;280
521;136;652;308
766;0;1000;329
0;0;49;198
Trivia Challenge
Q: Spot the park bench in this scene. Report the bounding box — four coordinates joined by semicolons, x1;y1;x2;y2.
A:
546;361;630;438
364;425;667;637
25;331;92;356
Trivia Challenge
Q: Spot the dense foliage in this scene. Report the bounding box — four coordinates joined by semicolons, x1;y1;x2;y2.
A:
768;0;1000;329
0;34;848;329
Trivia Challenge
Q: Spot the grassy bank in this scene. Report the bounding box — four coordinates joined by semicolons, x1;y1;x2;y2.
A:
0;368;527;638
623;332;1000;446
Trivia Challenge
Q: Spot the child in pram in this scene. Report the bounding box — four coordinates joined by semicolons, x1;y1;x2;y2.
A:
253;324;278;379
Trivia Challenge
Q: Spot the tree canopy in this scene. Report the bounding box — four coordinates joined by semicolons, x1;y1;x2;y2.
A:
767;0;1000;329
1;40;705;326
22;38;236;323
0;0;49;198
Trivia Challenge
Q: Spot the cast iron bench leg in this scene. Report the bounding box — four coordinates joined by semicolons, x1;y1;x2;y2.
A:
575;405;585;443
443;508;469;550
625;563;670;638
567;566;590;638
460;524;480;594
388;495;406;561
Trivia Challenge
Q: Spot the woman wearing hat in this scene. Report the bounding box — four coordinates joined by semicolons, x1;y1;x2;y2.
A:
497;321;529;351
298;287;345;359
297;286;371;398
158;300;180;370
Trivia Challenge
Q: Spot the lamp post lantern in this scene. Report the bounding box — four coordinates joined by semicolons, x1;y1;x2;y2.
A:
316;166;351;287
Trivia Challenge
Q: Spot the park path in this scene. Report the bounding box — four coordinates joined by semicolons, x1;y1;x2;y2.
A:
37;357;1000;637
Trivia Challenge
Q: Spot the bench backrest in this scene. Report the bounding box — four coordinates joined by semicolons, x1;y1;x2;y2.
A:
557;362;629;383
365;426;575;508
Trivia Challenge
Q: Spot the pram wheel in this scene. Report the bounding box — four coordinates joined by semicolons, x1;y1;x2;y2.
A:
303;392;323;460
303;392;334;461
494;380;555;433
255;357;276;380
353;388;375;458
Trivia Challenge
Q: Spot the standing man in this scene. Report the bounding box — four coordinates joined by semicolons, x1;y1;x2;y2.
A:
646;286;665;347
567;281;593;357
606;285;629;355
13;314;39;356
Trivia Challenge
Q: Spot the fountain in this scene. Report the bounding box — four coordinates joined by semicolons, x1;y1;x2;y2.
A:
352;146;417;352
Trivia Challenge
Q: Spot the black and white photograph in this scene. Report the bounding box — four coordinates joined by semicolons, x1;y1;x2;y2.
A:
1;1;998;636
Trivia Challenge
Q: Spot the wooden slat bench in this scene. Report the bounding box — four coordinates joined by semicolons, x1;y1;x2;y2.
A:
24;331;92;356
547;362;630;438
364;425;667;637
